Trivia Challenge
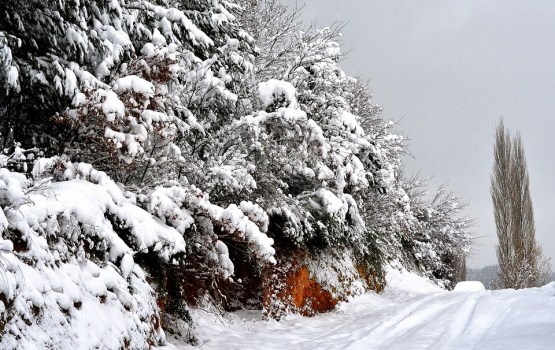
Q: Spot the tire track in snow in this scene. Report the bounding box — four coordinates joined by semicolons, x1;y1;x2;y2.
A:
382;293;479;350
392;292;518;350
424;293;481;350
444;294;480;339
340;292;470;349
296;293;447;349
467;294;520;349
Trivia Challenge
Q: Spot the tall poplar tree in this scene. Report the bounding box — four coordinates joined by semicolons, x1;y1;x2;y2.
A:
491;120;549;288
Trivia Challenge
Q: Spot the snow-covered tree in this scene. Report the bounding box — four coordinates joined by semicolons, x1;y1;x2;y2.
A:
235;0;401;251
0;0;275;342
405;179;472;288
0;0;475;346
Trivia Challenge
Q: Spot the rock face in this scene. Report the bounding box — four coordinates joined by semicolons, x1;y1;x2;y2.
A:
262;248;384;319
282;265;339;315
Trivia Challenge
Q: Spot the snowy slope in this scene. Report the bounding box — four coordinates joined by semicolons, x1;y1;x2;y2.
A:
162;268;555;350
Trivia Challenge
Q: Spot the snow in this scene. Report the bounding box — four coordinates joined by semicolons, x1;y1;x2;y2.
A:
239;201;269;233
95;89;125;122
316;188;344;215
163;268;555;350
113;75;155;97
215;240;234;280
384;265;444;295
454;281;486;292
125;1;214;47
340;110;363;135
7;66;18;89
258;79;297;109
120;254;135;279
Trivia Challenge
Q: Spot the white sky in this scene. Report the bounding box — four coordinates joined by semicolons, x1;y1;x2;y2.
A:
281;0;555;268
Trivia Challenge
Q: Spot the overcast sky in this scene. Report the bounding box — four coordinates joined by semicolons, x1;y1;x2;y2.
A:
281;0;555;268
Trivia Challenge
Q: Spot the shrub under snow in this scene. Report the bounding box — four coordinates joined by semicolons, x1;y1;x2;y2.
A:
0;159;186;349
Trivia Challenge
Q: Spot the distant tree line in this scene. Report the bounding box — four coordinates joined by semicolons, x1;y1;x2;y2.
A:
467;264;554;290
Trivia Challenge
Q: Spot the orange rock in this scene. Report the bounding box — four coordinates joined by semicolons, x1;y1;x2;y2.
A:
287;265;338;315
262;254;339;318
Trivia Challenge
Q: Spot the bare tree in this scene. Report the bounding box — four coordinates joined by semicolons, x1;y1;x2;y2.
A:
491;120;550;288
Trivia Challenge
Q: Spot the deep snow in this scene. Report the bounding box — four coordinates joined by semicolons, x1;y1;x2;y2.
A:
161;268;555;350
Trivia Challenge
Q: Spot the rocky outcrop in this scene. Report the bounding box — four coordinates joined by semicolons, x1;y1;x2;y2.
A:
262;248;384;319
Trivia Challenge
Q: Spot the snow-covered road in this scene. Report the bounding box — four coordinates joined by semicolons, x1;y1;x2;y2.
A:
324;287;555;350
164;269;555;350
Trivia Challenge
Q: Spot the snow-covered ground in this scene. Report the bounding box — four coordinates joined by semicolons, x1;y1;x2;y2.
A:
161;268;555;350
